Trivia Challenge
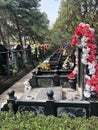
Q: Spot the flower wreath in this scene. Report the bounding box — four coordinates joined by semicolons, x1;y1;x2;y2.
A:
67;22;98;98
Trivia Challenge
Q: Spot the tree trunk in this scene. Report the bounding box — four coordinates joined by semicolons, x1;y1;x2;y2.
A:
0;25;7;47
14;12;23;48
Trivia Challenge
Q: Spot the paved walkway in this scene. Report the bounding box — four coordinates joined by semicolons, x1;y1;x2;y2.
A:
0;69;34;108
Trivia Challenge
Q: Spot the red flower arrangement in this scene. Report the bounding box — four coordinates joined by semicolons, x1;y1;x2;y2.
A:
68;22;98;98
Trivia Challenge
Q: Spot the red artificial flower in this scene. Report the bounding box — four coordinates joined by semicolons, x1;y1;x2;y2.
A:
96;64;98;69
87;76;98;86
71;35;77;46
90;50;97;56
95;73;98;78
88;37;95;43
87;54;96;62
67;72;76;79
95;64;98;71
94;84;98;93
87;43;96;50
75;24;84;36
83;25;94;37
82;25;90;36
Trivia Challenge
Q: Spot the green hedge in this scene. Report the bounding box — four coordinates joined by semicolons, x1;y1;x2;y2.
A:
0;111;98;130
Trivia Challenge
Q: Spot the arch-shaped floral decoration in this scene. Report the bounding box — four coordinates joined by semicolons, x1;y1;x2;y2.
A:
68;23;98;98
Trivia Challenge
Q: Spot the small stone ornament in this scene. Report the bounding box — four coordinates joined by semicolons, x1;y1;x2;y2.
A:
24;80;32;93
47;90;54;100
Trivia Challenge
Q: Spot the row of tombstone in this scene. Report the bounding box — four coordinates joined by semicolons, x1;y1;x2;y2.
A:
0;44;38;76
11;44;32;69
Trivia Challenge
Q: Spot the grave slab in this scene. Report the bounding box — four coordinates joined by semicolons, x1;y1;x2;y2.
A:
19;86;62;101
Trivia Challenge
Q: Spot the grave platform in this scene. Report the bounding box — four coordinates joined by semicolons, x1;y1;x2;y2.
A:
20;86;62;101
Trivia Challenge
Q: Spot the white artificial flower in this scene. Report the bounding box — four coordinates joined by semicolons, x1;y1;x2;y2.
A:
88;62;96;69
81;36;88;46
82;53;89;59
86;24;90;27
81;58;88;65
89;27;95;32
79;22;85;27
84;90;90;98
74;51;78;57
87;62;96;75
82;46;90;54
85;75;90;80
73;66;77;74
90;86;94;91
89;68;96;75
85;84;91;91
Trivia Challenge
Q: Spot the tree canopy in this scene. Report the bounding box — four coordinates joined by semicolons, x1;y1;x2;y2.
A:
1;0;98;48
0;0;49;48
49;0;98;47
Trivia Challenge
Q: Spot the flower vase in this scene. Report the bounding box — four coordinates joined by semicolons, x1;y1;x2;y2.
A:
68;78;76;90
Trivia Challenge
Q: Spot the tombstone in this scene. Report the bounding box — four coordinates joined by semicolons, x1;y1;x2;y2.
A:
24;45;32;64
11;44;23;69
0;44;9;75
8;50;13;76
41;45;45;60
36;67;42;75
29;72;38;88
53;73;60;86
37;45;42;60
34;46;38;60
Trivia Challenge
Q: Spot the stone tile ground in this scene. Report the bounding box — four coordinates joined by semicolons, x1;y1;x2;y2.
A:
0;69;33;108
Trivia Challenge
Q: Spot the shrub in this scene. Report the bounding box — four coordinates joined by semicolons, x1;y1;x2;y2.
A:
0;111;98;130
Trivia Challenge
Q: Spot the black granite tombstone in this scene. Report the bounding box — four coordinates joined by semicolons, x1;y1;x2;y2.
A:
0;44;8;75
24;45;32;64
